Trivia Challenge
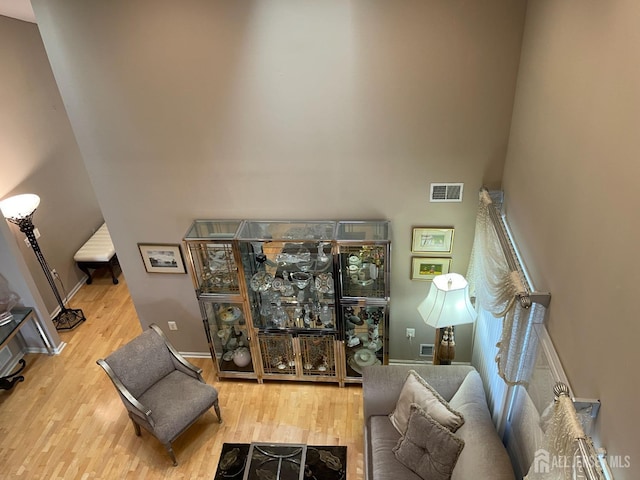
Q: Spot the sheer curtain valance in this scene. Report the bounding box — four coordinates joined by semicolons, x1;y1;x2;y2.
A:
467;190;544;386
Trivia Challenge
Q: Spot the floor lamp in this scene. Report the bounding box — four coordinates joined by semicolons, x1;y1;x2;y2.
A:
0;194;86;331
417;273;476;365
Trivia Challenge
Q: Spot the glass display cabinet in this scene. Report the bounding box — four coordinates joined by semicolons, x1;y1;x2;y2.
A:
237;221;341;384
184;219;390;386
335;221;390;383
183;220;259;381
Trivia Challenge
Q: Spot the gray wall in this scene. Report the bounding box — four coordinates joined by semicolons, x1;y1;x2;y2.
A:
0;16;103;318
31;0;526;358
503;0;639;476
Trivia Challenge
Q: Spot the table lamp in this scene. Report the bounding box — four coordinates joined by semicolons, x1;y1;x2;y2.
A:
417;273;476;365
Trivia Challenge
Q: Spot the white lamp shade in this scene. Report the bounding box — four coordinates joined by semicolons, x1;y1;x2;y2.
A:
0;194;40;221
417;273;477;328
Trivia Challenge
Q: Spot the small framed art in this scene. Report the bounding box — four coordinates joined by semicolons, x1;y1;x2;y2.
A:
410;257;451;281
138;243;187;274
411;227;454;254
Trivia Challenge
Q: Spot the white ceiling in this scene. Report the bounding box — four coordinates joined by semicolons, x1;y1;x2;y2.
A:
0;0;36;23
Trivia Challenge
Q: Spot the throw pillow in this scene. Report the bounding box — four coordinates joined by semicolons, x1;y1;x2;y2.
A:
389;370;464;435
393;404;465;480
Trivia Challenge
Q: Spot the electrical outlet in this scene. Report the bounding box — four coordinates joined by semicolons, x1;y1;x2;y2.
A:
406;328;415;339
168;321;178;331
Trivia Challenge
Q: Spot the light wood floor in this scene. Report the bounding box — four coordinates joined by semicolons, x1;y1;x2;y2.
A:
0;272;364;479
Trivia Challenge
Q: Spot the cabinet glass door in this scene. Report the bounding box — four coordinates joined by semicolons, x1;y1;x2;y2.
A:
238;221;337;332
187;242;239;295
299;334;337;378
336;221;390;301
337;244;387;299
342;304;386;378
258;333;296;376
202;300;255;374
184;220;243;295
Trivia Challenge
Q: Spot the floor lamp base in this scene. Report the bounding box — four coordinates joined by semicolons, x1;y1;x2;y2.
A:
53;308;86;331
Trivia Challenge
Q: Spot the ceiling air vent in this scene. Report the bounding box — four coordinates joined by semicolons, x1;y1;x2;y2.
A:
430;183;464;203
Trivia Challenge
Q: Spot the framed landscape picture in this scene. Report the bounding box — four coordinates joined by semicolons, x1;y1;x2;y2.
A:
411;227;454;254
410;257;451;281
138;243;187;274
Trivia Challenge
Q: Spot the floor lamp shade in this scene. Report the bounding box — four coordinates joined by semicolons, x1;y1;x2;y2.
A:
417;273;477;328
0;193;40;222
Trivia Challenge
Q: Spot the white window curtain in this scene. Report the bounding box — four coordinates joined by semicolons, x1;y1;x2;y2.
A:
524;394;598;480
466;191;543;387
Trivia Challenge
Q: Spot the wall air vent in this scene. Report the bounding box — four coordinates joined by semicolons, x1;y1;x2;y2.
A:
430;183;464;202
419;344;434;357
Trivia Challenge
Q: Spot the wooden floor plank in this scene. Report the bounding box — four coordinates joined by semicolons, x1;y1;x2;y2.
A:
0;272;364;479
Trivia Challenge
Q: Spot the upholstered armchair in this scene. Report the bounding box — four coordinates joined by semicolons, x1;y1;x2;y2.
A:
97;324;222;466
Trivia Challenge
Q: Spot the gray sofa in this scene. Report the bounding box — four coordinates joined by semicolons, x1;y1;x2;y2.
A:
363;364;515;480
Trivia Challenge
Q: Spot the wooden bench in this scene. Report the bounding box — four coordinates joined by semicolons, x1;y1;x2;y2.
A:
73;223;120;284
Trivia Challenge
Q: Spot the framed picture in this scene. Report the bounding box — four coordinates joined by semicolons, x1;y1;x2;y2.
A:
411;257;451;281
138;243;187;274
411;227;454;254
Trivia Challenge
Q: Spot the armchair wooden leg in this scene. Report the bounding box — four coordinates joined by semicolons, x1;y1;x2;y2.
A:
213;398;222;423
131;418;141;436
165;444;178;466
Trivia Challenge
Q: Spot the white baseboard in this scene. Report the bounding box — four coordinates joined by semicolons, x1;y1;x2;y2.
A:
30;277;86;356
67;277;87;301
389;358;471;366
389;358;433;364
49;277;88;320
24;343;66;355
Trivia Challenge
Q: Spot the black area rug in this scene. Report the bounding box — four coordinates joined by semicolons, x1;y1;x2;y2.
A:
214;443;347;480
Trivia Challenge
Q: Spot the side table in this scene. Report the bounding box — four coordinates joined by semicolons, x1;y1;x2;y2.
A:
0;307;53;390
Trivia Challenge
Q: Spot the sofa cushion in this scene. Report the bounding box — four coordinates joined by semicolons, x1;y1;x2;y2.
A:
389;370;464;435
138;370;219;443
369;415;423;480
448;371;515;480
393;404;465;480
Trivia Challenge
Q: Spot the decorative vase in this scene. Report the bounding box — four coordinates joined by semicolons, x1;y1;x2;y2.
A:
232;347;252;367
